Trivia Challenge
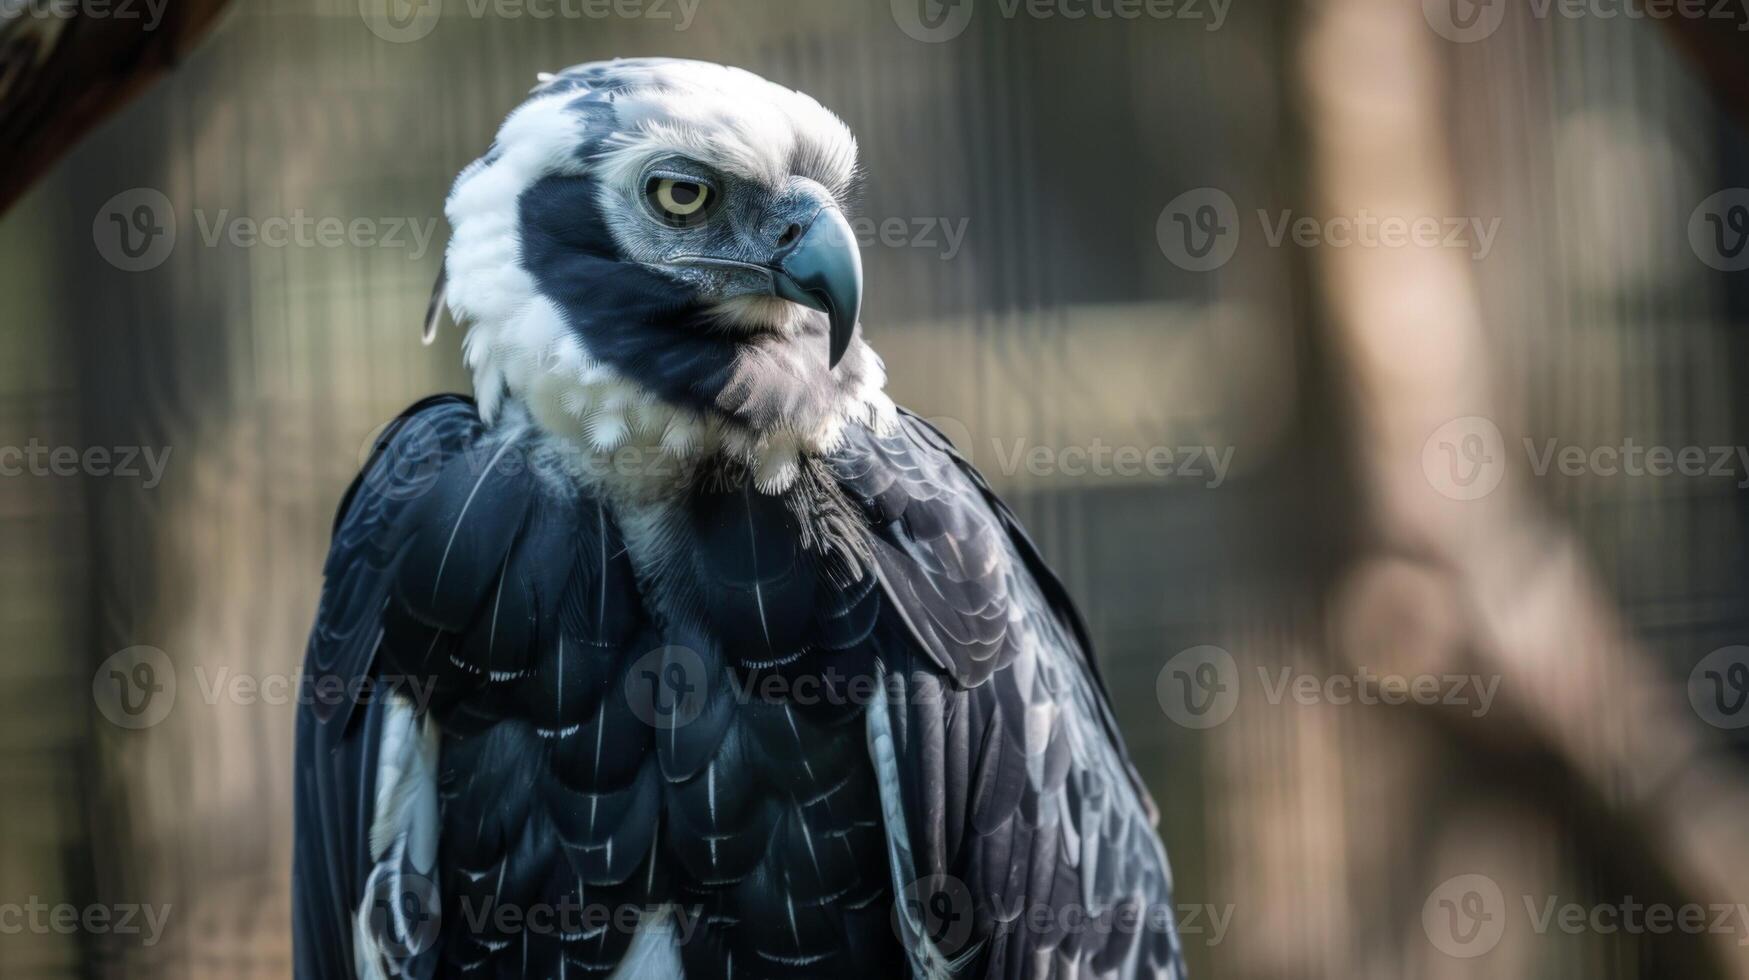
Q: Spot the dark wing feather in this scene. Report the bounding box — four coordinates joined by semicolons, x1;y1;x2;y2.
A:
297;397;667;980
388;425;663;978
832;410;1187;980
294;395;482;980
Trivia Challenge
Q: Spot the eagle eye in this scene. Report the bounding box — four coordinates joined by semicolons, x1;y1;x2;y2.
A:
646;176;714;226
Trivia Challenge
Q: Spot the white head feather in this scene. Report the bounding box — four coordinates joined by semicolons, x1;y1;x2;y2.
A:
441;59;894;497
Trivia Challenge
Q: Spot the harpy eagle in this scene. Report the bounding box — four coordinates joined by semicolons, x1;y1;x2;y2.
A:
294;58;1186;980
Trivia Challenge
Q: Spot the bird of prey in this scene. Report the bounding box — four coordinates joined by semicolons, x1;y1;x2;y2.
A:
294;58;1186;980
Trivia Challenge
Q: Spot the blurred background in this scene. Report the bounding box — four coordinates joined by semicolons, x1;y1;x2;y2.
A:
2;0;1749;976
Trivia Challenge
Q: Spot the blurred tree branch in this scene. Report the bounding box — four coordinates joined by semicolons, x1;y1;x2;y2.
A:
0;0;230;215
1302;0;1749;976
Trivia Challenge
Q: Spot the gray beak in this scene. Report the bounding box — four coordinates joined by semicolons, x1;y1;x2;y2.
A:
771;206;862;368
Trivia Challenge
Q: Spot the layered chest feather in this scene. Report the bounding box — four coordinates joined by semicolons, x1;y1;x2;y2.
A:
377;443;892;957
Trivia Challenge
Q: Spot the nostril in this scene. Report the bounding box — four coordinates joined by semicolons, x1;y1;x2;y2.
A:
776;223;803;248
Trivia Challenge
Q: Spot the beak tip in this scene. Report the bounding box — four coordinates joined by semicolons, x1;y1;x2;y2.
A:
771;205;864;372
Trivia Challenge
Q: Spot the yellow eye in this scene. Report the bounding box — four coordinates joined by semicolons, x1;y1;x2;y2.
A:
650;178;711;221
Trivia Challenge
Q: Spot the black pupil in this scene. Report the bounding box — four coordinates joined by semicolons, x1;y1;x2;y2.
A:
668;182;700;206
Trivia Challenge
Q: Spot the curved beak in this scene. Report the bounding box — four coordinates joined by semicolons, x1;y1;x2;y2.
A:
771;206;862;368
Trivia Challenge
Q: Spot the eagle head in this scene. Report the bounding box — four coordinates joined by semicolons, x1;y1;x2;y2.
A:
442;58;895;493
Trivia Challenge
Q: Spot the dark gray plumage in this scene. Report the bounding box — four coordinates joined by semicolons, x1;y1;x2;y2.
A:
294;58;1186;980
